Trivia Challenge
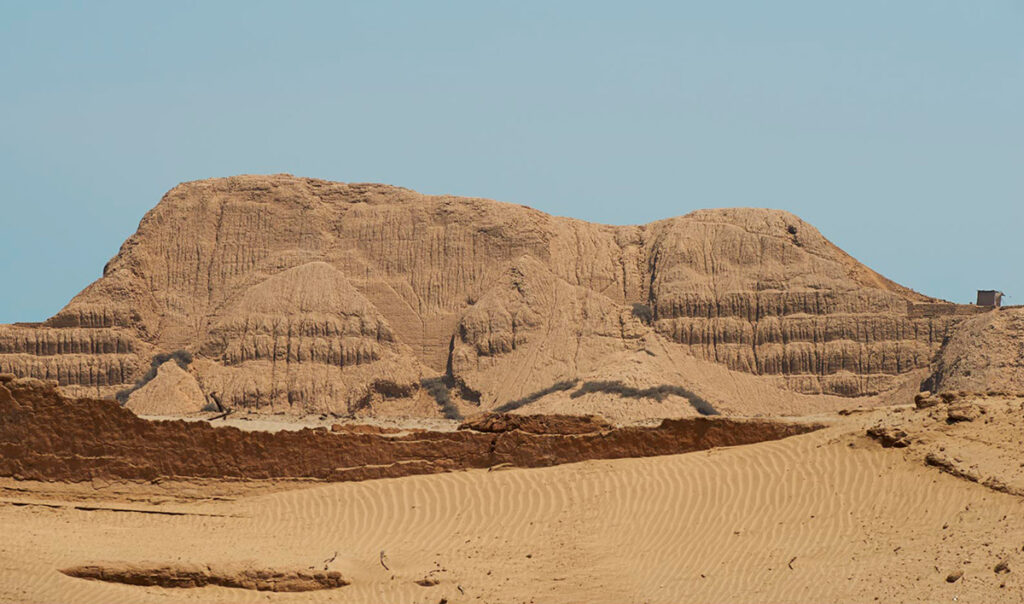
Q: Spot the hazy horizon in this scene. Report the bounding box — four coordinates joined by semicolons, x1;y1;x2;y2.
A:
2;1;1021;321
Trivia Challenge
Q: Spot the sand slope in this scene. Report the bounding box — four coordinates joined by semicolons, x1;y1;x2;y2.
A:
3;421;1023;603
125;360;207;415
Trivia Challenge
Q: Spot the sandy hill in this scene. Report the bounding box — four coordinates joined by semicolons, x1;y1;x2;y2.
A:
0;174;992;417
923;307;1024;394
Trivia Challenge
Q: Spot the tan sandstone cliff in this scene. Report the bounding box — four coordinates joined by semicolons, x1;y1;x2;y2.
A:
0;174;989;418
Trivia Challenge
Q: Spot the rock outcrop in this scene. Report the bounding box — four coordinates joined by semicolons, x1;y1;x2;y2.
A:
0;174;984;416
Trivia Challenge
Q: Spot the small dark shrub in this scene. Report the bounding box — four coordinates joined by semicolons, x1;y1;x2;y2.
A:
421;377;462;420
631;303;654;325
787;225;802;246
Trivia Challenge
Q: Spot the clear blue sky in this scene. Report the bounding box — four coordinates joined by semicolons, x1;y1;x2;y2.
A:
1;1;1021;322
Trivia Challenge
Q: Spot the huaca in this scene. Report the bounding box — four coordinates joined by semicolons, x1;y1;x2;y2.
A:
0;174;989;418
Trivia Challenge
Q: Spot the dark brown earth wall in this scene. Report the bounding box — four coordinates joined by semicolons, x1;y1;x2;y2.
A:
0;376;820;483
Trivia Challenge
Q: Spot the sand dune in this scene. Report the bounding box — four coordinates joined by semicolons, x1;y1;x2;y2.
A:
3;419;1023;603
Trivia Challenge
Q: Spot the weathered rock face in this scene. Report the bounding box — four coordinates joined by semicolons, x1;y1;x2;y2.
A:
924;308;1024;394
0;324;140;396
0;174;981;415
640;209;983;397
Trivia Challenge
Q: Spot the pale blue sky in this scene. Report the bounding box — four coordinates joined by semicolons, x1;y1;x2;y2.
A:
1;1;1021;321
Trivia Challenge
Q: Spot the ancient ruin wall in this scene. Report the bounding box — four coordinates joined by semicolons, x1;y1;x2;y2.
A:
0;376;818;483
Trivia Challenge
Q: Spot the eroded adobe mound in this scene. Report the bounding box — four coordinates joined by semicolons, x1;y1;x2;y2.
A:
923;307;1024;394
0;174;985;416
0;376;818;483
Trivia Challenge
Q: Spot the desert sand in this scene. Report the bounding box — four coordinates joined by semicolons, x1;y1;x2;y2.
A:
3;405;1024;604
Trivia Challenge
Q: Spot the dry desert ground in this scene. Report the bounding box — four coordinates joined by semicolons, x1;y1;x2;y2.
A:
3;398;1024;604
